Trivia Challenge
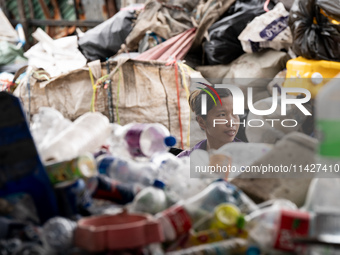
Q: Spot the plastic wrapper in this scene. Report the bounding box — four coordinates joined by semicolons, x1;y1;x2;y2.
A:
25;29;87;77
204;0;274;65
78;10;136;61
238;2;292;53
289;0;340;62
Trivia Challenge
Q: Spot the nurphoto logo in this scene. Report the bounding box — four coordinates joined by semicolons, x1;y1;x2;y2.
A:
199;83;312;128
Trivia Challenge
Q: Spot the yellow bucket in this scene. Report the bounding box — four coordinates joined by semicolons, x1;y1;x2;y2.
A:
283;57;340;98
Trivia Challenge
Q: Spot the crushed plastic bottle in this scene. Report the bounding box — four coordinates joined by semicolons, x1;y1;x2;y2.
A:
246;199;310;253
156;179;258;241
97;155;158;192
155;155;212;202
130;179;167;214
42;217;77;252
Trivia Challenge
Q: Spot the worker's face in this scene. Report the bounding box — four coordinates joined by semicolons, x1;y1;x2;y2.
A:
198;96;240;150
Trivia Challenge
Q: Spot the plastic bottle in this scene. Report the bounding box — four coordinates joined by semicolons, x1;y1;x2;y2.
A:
92;174;135;205
41;112;111;162
123;123;177;158
151;152;181;173
154;154;212;202
130;180;167;214
42;217;77;252
303;178;340;214
246;199;310;253
45;152;98;184
97;155;158;192
303;76;340;233
315;75;340;170
30;107;70;150
156;179;258;241
302;179;340;249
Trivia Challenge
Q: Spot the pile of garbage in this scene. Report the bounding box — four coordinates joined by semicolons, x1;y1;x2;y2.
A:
0;0;340;254
0;90;339;255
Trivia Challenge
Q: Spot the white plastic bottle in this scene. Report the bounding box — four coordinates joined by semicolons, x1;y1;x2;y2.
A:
123;123;177;158
130;180;167;214
41;112;111;162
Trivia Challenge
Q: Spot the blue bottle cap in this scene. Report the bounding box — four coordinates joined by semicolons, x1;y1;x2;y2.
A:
246;246;261;255
153;179;165;189
164;136;176;147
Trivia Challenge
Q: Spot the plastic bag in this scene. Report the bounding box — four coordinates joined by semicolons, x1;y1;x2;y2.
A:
238;2;292;53
0;41;26;66
204;0;274;65
289;0;340;62
78;10;136;61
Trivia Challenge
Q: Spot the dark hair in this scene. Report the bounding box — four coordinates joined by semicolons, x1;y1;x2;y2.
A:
189;87;232;119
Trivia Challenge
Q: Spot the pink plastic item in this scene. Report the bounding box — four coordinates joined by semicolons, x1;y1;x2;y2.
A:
74;212;164;252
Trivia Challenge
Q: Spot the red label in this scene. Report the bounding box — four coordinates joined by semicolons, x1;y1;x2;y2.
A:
274;209;310;251
162;205;192;237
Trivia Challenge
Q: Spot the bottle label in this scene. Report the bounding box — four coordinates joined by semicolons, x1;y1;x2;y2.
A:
45;158;80;184
273;209;310;252
125;124;146;157
93;176;135;204
161;205;192;237
317;120;340;157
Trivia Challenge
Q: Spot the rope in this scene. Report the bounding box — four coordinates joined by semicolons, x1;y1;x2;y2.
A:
177;62;191;148
116;68;121;125
174;62;184;150
89;67;96;112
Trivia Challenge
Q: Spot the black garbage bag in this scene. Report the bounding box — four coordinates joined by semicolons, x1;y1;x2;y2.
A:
78;10;136;61
289;0;340;62
204;0;274;65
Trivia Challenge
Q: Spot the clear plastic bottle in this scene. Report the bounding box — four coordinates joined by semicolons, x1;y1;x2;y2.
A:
130;180;167;214
151;152;180;173
123;123;177;158
97;155;158;192
246;199;310;254
41;112;111;162
30;107;69;149
302;178;340;247
315;75;340;172
303;178;340;214
156;179;258;241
